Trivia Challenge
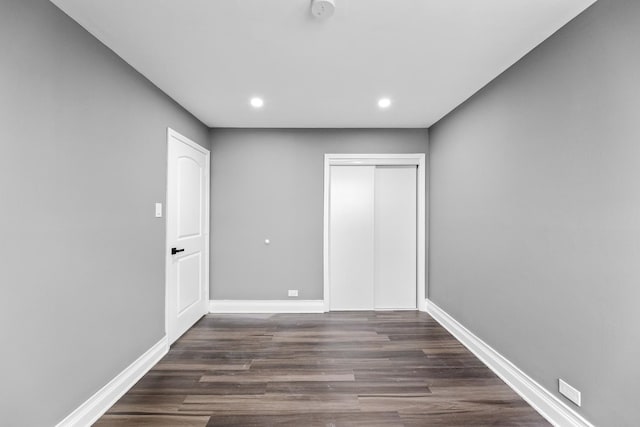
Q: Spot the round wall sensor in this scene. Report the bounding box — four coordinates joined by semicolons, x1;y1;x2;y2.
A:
311;0;335;19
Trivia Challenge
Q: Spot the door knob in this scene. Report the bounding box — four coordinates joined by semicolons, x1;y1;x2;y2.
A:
171;247;185;255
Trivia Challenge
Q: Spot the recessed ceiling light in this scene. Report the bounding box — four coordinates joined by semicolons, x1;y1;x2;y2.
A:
378;97;391;109
250;97;264;108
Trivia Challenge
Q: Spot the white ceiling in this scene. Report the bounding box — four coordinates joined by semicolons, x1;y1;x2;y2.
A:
51;0;595;128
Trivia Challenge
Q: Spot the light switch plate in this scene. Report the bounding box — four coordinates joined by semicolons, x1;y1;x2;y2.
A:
155;203;162;218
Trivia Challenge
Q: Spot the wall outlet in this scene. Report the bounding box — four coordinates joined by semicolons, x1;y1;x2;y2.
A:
558;378;581;406
288;290;299;297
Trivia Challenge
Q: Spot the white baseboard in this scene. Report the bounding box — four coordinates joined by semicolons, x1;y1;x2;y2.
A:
425;300;593;427
418;297;428;312
56;336;169;427
210;299;325;313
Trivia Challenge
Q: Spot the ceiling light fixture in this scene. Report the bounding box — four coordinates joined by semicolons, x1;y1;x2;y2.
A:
250;97;264;108
378;97;391;109
311;0;336;19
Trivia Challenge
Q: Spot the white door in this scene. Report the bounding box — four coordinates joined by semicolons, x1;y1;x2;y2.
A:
374;166;417;309
329;165;417;310
328;164;417;310
166;129;209;345
329;166;375;310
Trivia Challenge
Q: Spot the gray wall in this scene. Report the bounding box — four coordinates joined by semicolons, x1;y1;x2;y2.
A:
0;1;209;426
429;0;640;425
210;129;428;300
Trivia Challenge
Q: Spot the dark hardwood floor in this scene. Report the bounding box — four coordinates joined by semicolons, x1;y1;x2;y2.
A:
95;311;549;426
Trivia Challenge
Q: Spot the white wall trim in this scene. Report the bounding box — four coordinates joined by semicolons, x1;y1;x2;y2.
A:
167;127;209;154
55;336;168;427
210;300;325;313
323;153;427;312
425;300;594;427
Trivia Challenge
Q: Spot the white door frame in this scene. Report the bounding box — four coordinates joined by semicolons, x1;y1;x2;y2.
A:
165;128;210;342
323;153;427;312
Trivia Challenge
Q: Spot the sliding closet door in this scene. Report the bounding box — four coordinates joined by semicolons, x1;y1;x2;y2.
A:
374;166;417;309
329;165;375;310
328;163;417;311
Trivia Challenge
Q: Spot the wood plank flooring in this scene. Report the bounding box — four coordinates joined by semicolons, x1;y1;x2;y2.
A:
96;311;549;426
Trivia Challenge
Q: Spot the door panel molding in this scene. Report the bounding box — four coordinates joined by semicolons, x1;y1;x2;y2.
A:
323;153;427;312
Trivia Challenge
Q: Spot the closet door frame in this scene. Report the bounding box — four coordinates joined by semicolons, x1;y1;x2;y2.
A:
323;153;427;312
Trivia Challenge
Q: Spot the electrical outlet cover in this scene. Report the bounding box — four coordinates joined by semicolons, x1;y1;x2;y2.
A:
558;379;581;406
